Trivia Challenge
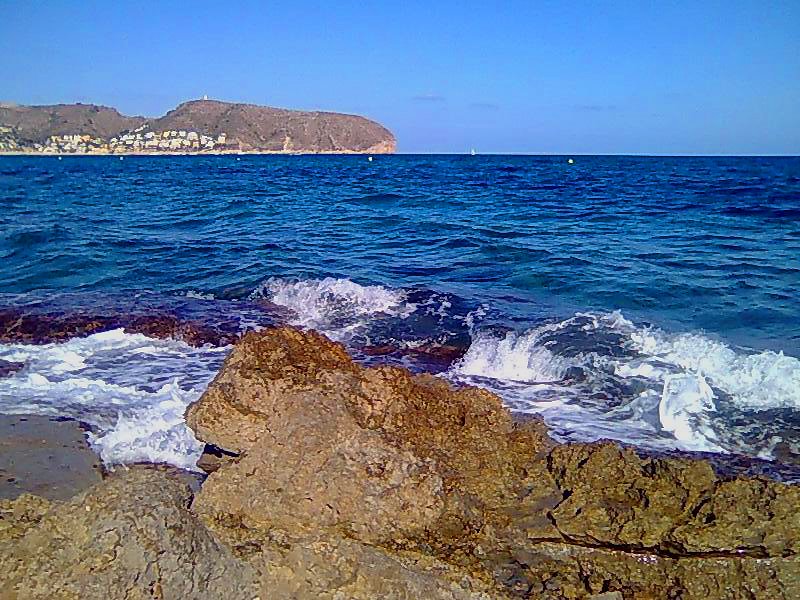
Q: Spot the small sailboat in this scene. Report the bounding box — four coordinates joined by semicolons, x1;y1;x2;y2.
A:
470;148;476;156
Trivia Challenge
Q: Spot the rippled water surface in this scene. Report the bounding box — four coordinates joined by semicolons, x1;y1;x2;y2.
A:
1;155;799;469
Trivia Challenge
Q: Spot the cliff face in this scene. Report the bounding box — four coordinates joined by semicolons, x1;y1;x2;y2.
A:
0;99;396;154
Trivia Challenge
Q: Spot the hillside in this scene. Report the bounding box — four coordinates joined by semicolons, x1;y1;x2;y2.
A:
151;100;395;153
0;103;145;144
0;99;396;154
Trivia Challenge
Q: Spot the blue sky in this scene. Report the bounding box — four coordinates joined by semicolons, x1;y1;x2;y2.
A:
1;1;798;154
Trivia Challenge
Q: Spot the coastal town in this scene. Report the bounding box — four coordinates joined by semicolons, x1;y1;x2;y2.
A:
0;124;230;154
0;126;22;152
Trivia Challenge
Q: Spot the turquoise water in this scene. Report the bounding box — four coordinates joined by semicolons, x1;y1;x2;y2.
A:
1;155;799;469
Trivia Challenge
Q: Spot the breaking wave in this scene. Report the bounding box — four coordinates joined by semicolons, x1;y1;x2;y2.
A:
455;327;571;383
1;279;798;469
629;327;800;410
251;277;414;340
244;279;800;461
0;329;228;470
449;311;800;459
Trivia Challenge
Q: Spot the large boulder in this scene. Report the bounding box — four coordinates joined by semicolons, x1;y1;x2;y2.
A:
0;467;260;600
186;327;800;599
0;465;493;600
186;327;552;547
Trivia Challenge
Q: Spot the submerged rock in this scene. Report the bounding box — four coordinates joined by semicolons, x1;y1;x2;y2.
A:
0;308;239;347
0;359;23;377
186;326;800;599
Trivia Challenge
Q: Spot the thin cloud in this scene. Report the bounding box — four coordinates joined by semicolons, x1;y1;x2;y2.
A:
574;104;618;112
469;102;499;110
412;94;446;103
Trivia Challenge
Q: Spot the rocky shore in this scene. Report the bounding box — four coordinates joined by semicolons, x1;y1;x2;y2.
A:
2;327;798;599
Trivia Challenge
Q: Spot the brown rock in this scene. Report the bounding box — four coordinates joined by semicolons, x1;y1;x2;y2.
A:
0;308;113;343
124;314;239;346
0;465;497;600
185;327;800;599
546;442;800;557
360;341;468;373
0;467;260;600
0;308;237;346
256;533;496;599
187;328;552;549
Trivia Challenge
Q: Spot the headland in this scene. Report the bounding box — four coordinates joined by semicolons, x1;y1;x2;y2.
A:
0;99;396;155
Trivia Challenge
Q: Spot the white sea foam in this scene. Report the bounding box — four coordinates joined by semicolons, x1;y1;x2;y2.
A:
182;290;216;300
0;329;228;470
449;311;800;457
252;277;413;339
454;327;570;383
2;299;798;468
629;328;800;410
658;374;722;452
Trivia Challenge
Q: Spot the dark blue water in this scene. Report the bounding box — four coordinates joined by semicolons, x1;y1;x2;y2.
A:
2;155;798;352
1;154;799;469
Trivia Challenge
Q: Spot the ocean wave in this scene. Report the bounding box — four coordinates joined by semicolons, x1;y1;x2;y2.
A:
2;284;798;468
629;328;800;410
454;327;571;383
448;311;800;459
0;329;228;470
251;277;414;340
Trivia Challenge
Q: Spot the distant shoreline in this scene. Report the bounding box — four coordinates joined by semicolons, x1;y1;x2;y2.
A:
0;149;382;157
0;99;396;155
1;151;796;158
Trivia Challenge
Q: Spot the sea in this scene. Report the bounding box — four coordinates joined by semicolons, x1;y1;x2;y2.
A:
1;154;798;472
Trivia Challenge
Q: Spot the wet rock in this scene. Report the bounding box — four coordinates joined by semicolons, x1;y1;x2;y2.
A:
0;414;103;501
0;467;260;599
0;308;113;343
0;359;24;377
196;443;239;474
0;308;238;346
360;340;469;373
186;327;800;599
124;314;239;346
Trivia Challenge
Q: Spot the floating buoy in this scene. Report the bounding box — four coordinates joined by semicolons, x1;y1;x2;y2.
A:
236;157;240;161
368;156;373;162
568;158;574;164
57;156;62;161
119;156;124;161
